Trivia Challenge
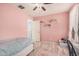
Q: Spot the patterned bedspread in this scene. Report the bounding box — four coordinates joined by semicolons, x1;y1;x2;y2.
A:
0;37;32;56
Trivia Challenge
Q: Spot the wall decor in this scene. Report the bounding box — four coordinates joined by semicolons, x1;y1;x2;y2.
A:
40;20;53;27
43;24;51;27
47;24;51;27
49;19;56;23
40;21;44;23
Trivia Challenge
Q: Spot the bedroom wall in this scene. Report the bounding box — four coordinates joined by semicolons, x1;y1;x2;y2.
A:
33;12;69;41
0;4;31;40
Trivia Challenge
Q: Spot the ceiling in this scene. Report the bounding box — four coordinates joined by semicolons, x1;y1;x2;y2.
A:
15;3;74;17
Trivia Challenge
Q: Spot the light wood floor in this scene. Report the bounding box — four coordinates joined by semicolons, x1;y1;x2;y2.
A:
28;41;69;56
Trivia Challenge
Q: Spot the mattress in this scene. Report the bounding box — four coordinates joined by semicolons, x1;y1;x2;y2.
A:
15;44;33;56
0;37;32;56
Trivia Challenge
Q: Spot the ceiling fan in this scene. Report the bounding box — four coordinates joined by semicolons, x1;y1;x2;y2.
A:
33;3;52;11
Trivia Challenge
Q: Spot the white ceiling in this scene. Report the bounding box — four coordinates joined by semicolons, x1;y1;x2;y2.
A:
15;3;74;17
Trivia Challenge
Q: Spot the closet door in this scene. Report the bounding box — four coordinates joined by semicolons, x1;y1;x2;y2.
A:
77;6;79;43
69;5;76;41
75;5;79;43
69;5;79;43
32;21;40;42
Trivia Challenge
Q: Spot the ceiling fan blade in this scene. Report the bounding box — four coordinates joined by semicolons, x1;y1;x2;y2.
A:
33;6;37;11
18;5;25;9
41;6;46;11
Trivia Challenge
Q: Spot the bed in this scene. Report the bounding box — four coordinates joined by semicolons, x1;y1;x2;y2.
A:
0;37;33;56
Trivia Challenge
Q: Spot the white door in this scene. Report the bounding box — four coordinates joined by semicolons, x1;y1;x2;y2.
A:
32;21;40;42
27;19;33;40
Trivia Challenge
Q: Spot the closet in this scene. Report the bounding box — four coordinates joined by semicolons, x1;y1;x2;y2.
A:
69;5;79;45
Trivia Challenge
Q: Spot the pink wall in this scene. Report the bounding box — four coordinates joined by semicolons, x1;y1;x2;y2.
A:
0;4;69;41
34;12;69;41
0;4;30;40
